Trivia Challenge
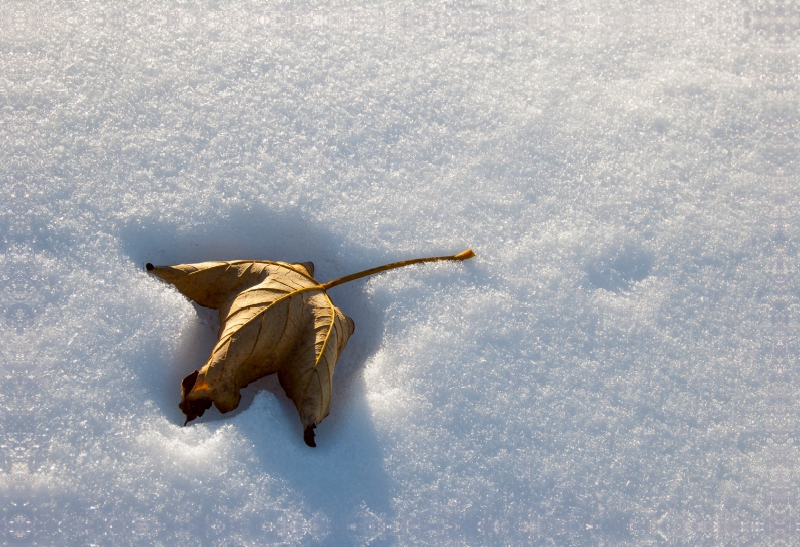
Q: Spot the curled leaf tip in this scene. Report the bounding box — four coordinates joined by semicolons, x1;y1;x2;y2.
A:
179;370;213;425
454;249;475;260
304;424;317;447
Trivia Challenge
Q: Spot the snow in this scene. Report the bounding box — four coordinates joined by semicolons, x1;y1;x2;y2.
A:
2;1;797;545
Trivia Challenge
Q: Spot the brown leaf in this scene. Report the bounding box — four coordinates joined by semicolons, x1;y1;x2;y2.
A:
147;249;474;446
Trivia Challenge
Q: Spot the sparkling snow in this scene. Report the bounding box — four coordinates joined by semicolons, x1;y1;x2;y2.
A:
2;2;797;545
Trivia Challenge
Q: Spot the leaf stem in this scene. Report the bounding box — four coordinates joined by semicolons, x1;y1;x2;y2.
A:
320;249;475;291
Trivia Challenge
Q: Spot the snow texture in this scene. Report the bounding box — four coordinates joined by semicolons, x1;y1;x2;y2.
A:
2;1;798;545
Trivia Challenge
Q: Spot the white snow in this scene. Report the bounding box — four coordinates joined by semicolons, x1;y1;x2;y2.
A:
2;1;797;545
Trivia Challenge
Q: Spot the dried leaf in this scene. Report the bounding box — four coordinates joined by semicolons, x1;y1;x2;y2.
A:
147;249;475;446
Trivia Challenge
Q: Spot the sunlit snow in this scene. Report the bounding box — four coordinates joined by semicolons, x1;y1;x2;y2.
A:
2;2;797;545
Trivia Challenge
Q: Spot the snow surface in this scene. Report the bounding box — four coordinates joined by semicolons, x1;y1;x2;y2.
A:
2;1;798;545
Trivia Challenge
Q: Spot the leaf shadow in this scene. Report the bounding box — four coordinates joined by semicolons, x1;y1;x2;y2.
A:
118;205;394;545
